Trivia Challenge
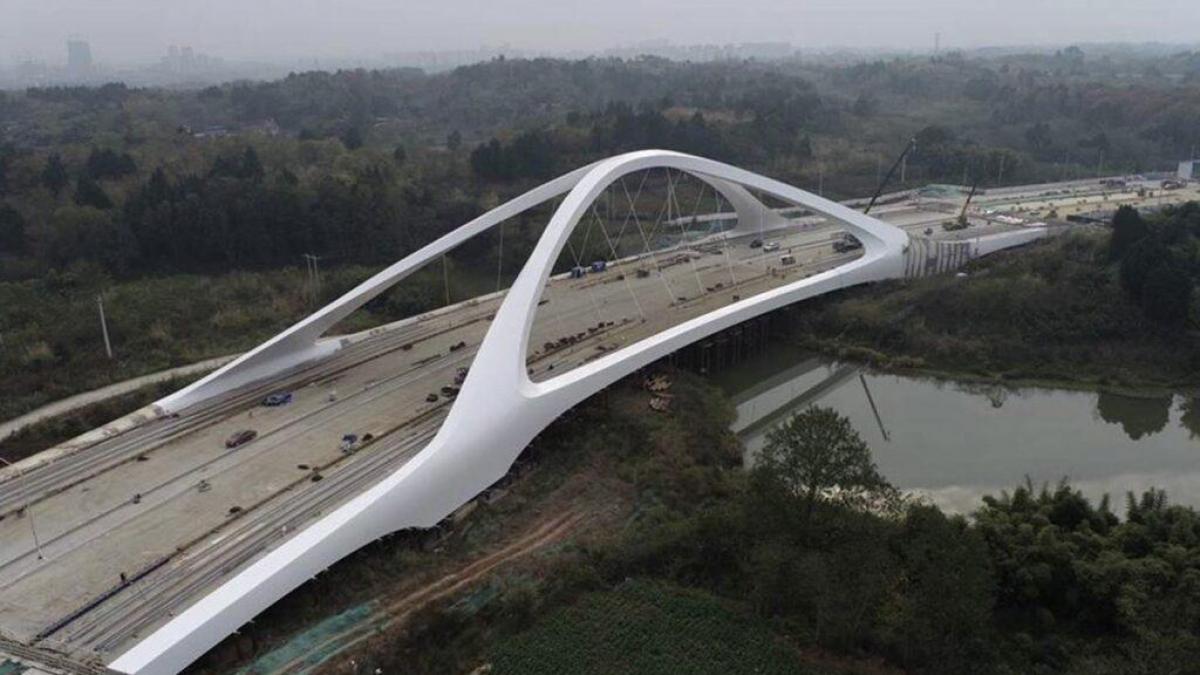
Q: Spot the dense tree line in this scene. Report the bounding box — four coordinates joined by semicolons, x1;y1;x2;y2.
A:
114;147;479;273
1111;203;1200;326
1;48;1199;282
469;103;738;181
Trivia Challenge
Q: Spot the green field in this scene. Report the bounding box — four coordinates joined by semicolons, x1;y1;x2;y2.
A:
487;579;836;675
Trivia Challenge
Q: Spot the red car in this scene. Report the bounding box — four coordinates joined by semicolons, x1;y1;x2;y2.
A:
225;429;257;448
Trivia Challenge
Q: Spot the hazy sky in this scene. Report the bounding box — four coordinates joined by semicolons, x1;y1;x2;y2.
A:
4;0;1198;65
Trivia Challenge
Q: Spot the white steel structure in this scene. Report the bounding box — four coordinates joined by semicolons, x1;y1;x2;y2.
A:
109;150;910;674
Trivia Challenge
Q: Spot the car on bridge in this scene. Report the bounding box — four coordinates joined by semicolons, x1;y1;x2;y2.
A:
225;429;257;448
261;392;293;406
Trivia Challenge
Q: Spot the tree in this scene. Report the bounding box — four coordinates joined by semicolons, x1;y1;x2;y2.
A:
1140;264;1192;326
888;505;996;670
915;124;955;148
0;146;10;196
0;202;25;252
209;146;264;182
1109;205;1147;260
1120;237;1167;297
85;147;137;179
1096;391;1171;440
392;144;407;166
41;154;69;196
45;206;130;271
852;94;877;117
1024;122;1053;151
74;175;113;209
341;126;364;150
751;406;896;526
446;130;462;151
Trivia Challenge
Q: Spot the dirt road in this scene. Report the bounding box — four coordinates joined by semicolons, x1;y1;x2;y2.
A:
244;509;589;675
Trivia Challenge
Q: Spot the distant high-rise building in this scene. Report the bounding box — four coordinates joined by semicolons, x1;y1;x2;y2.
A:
66;39;92;73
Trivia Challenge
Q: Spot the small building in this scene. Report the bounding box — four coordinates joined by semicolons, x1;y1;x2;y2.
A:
1178;160;1197;181
192;125;229;139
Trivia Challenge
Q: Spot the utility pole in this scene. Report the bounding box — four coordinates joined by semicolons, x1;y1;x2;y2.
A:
312;255;322;300
97;294;113;359
302;254;323;306
817;163;824;197
301;254;312;306
442;254;451;306
0;458;44;560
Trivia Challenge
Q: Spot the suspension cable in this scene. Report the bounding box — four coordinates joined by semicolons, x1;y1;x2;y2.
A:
668;170;710;298
589;203;646;321
610;172;650;253
621;173;679;305
713;190;741;286
496;220;504;292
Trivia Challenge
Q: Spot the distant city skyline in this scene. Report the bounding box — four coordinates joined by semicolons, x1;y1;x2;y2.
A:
5;0;1200;68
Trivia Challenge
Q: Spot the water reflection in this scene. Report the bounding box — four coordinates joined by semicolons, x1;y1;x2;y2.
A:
719;345;1200;514
1094;391;1171;440
1179;398;1200;439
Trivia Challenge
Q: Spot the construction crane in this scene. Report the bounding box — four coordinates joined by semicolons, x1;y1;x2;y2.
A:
956;180;979;229
863;137;917;215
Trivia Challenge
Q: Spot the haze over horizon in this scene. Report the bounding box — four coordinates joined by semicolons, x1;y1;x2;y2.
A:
5;0;1200;66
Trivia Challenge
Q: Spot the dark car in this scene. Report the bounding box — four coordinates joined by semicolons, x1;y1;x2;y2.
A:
225;429;257;448
749;238;763;248
833;234;863;253
262;392;293;407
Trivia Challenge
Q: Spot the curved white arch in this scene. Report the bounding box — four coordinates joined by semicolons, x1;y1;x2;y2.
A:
160;155;795;412
110;151;908;674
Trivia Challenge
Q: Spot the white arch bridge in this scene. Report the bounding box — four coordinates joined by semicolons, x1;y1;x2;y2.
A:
0;151;1044;674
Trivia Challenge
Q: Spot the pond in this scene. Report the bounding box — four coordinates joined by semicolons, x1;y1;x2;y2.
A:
716;344;1200;513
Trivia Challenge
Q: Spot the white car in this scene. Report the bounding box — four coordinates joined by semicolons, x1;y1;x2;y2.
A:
762;241;781;252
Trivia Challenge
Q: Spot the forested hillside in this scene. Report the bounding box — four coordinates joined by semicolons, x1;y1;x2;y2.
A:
2;47;1199;280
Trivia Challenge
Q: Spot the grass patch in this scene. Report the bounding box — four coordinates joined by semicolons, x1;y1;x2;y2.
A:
0;374;199;464
487;579;834;675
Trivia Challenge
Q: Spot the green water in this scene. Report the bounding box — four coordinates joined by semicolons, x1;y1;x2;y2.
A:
716;344;1200;513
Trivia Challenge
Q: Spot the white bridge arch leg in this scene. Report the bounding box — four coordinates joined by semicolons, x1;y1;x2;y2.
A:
109;150;908;674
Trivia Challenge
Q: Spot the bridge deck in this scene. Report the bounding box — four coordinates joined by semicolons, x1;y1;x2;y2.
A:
2;175;1197;667
0;220;865;664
